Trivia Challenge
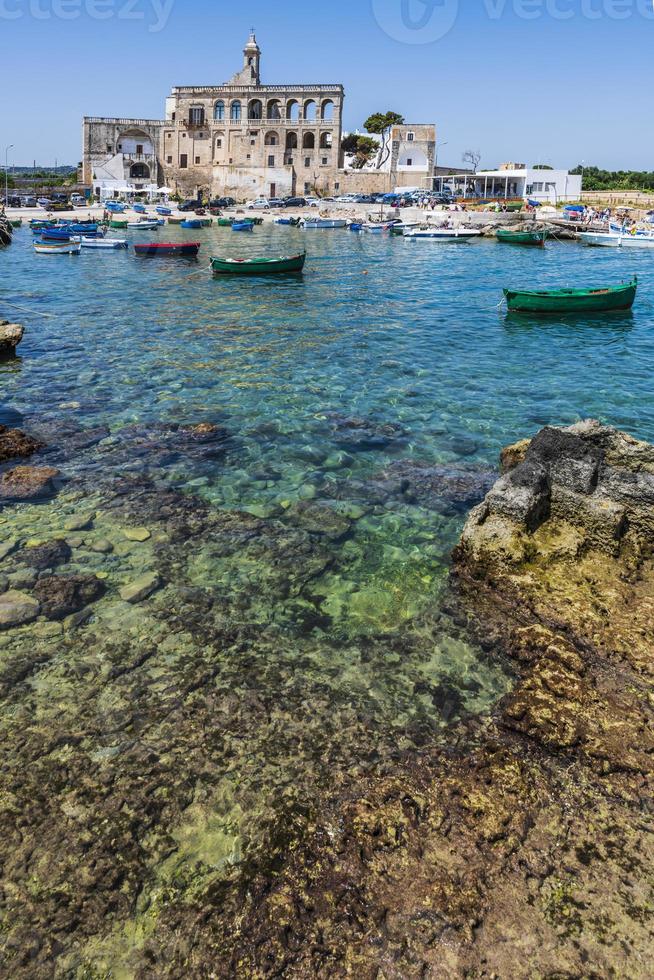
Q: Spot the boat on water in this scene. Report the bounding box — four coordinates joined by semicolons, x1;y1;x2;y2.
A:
168;216;185;225
216;217;234;227
404;227;483;241
578;231;654;249
504;277;637;314
232;221;255;232
9;218;22;228
110;219;129;229
273;216;300;226
210;252;306;275
302;218;347;229
496;228;549;247
80;237;128;249
133;204;147;214
133;242;201;257
200;218;213;227
348;222;363;232
34;239;82;255
362;222;395;233
125;220;161;230
181;218;204;229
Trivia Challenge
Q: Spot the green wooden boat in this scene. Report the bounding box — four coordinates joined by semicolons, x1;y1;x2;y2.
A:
504;277;637;314
200;218;213;227
110;219;128;229
496;228;548;247
10;218;22;228
210;251;306;276
167;217;184;225
217;217;234;227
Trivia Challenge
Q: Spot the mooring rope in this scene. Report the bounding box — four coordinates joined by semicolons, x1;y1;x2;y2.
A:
1;301;55;319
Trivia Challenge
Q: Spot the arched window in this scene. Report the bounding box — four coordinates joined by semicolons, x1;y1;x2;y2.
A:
214;100;225;121
321;100;334;121
265;132;278;146
285;132;298;150
304;100;317;122
287;100;300;122
189;106;205;126
303;132;315;150
267;100;281;120
230;100;242;122
319;132;332;150
130;163;150;179
248;99;263;121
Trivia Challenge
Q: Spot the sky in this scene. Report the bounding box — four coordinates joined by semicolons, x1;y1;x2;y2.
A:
1;0;653;170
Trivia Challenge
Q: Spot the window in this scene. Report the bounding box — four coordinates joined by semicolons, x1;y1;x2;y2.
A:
117;143;122;150
189;107;205;126
172;112;176;121
322;157;328;165
268;155;275;167
195;156;200;165
214;100;225;121
305;157;310;168
334;182;340;190
106;143;112;153
407;132;415;141
230;101;241;122
180;154;188;168
250;139;256;146
406;158;413;166
304;182;311;193
182;133;186;138
247;154;251;160
216;138;222;148
136;144;143;155
166;155;172;164
166;132;172;139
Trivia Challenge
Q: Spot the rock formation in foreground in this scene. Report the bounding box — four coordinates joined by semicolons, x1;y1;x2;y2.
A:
144;421;653;979
0;321;23;355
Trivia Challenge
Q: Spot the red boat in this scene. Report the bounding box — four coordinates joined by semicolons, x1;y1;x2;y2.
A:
133;242;201;257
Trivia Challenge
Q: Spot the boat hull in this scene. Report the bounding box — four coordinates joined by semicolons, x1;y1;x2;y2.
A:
302;219;347;229
578;232;654;249
496;229;549;246
134;242;201;257
504;278;638;314
81;238;128;249
210;252;306;275
404;228;482;241
34;241;82;254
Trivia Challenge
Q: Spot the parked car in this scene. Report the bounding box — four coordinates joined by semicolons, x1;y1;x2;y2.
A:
209;197;236;209
21;196;37;208
178;199;204;212
2;194;21;207
246;198;271;210
335;194;357;203
268;198;285;209
305;197;321;207
48;202;69;211
50;193;69;204
282;197;307;208
37;197;53;207
70;193;86;206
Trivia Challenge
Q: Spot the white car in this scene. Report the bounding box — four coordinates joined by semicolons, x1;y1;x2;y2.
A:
305;197;321;207
246;198;271;210
336;194;357;203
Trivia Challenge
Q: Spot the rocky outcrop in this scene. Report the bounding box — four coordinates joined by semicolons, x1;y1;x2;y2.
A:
0;322;23;354
0;425;44;463
0;465;59;502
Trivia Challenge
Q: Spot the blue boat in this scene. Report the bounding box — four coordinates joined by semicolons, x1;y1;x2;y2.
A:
348;222;363;231
156;206;172;216
105;202;126;213
232;221;254;232
40;228;74;241
181;219;203;229
133;203;147;214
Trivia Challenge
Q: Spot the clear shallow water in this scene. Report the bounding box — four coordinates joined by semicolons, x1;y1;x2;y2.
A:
2;223;654;972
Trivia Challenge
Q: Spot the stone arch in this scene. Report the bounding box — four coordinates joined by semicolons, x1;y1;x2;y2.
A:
287;99;300;122
285;132;298;150
214;131;226;159
116;127;154;156
265;131;279;146
303;132;315;150
267;99;282;120
321;99;335;121
248;99;263;121
130;163;150;179
214;100;225;121
319;132;332;150
230;100;242;122
304;99;317;121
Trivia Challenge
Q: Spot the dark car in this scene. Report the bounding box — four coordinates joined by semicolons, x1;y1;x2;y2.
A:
178;199;203;212
2;194;21;207
283;197;307;208
210;196;236;208
51;193;69;203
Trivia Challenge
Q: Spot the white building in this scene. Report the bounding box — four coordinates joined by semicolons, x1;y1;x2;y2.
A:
433;166;582;203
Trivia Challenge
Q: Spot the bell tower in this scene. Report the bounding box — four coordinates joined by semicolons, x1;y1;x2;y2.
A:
243;30;261;85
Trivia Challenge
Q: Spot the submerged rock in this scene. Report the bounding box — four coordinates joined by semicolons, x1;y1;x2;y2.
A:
325;413;407;452
0;465;60;502
0;425;45;463
0;589;40;629
120;571;161;603
32;573;105;620
379;459;496;511
15;539;72;571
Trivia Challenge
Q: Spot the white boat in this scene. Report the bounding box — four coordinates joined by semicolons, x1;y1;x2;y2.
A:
362;222;395;233
80;237;128;249
34;240;81;254
403;226;483;241
125;220;160;230
302;218;347;229
578;231;654;249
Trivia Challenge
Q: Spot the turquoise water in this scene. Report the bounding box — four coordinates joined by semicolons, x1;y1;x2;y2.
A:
2;222;654;971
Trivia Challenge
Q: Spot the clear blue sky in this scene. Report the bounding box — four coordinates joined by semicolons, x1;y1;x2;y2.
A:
1;0;652;170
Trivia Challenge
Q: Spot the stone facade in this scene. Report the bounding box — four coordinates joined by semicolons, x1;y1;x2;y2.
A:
83;34;344;200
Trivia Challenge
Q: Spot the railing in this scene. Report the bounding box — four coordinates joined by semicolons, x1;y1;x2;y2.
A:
84;116;163;127
209;116;338;128
171;84;344;95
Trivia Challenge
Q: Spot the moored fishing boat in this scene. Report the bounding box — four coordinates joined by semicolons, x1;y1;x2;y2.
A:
578;231;654;249
9;218;22;228
167;216;185;225
181;218;204;229
217;217;234;227
133;242;201;257
302;218;347;229
362;221;395;233
125;220;160;230
105;202;126;213
34;239;82;255
232;221;255;232
404;227;483;241
133;203;147;214
504;277;637;314
156;206;172;216
210;251;306;275
200;218;213;227
110;219;128;229
496;228;549;246
80;237;128;249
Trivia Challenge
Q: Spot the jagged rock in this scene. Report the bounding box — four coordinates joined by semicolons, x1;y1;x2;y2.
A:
16;540;72;571
0;425;45;463
0;322;23;354
0;589;40;628
32;574;105;620
0;465;60;501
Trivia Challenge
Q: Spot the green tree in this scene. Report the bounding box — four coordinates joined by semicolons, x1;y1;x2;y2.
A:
363;111;405;168
571;165;654;191
341;134;379;169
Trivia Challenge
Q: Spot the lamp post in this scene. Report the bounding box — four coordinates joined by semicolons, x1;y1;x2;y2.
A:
4;145;14;208
434;140;448;191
